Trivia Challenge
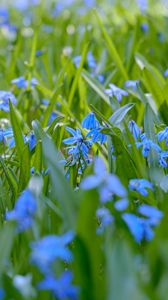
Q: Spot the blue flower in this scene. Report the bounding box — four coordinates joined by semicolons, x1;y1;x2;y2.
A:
136;133;161;157
0;288;4;300
0;8;9;26
0;91;17;112
138;204;163;226
82;112;99;130
81;157;127;202
128;120;141;141
6;189;37;232
87;51;96;69
11;77;38;89
125;80;139;90
157;127;168;145
30;231;74;274
129;178;153;196
122;213;154;243
159;151;168;167
0;128;14;147
86;127;107;144
96;207;114;233
37;271;79;300
140;23;149;33
114;198;129;211
136;0;148;12
27;133;36;151
164;69;168;77
104;83;128;102
63;127;92;161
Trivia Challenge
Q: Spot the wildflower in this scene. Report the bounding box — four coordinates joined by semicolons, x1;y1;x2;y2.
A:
30;231;74;274
122;204;163;242
136;133;161;157
157;127;168;145
6;189;37;232
164;69;168;77
104;83;128;102
0;288;4;300
129;178;153;196
37;271;79;300
11;76;38;89
86;127;107;144
0;128;14;147
0;91;17;112
63;127;92;161
81;157;127;202
96;207;114;233
82;112;99;130
125;80;139;90
136;0;148;12
114;198;129;211
138;204;163;226
140;22;149;33
159;151;168;167
128;120;141;141
122;213;154;242
0;8;9;26
13;274;36;298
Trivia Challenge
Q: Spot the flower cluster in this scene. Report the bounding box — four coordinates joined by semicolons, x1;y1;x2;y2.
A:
30;231;78;299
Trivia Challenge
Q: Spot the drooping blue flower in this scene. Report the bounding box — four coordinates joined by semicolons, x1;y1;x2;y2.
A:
82;112;99;130
6;189;37;232
125;80;139;90
128;120;141;141
122;213;154;243
0;8;9;26
114;198;129;211
159;151;168;167
157;127;168;145
104;83;128;102
0;128;14;147
136;133;161;157
136;0;148;12
30;231;74;274
27;133;36;151
86;127;107;144
140;22;149;33
129;178;153;196
81;157;127;202
37;271;79;300
164;69;168;77
138;204;163;226
96;207;114;233
0;91;17;112
11;77;38;89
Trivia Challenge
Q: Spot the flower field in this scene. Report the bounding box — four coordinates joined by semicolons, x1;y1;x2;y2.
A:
1;0;168;299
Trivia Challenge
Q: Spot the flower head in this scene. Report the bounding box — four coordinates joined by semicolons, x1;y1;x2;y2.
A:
82;112;99;130
6;189;37;232
0;91;17;112
81;157;127;202
105;83;128;102
128;120;141;141
37;271;79;300
129;178;153;196
30;231;74;274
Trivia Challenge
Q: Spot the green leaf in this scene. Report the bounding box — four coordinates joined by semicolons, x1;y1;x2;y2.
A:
106;238;146;300
81;69;111;106
9;101;25;160
109;103;135;126
0;223;15;275
94;10;128;80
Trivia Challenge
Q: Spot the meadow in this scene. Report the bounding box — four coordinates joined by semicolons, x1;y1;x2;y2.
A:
0;0;168;299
